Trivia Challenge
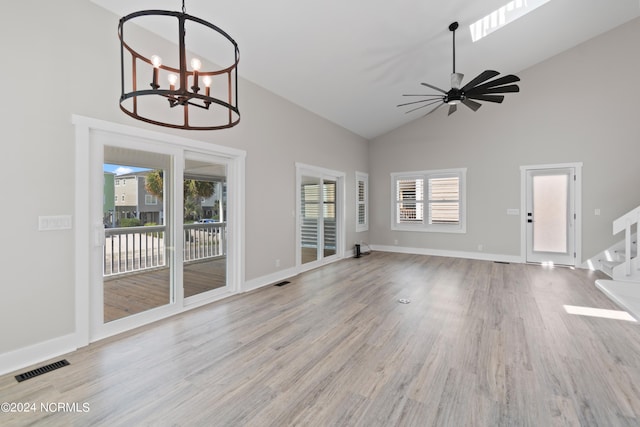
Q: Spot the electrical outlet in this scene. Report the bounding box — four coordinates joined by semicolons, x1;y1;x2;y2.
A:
275;259;281;267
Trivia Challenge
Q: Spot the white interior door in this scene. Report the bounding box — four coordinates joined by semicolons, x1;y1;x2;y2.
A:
525;167;576;266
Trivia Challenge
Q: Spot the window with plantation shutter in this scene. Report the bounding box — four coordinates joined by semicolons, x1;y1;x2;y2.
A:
429;176;459;224
356;172;368;232
302;184;320;219
391;168;466;233
396;177;424;224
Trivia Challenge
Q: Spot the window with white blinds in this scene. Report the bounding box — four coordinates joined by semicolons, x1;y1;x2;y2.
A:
391;168;466;233
302;184;320;219
429;176;459;224
396;177;424;223
301;182;336;220
356;171;368;232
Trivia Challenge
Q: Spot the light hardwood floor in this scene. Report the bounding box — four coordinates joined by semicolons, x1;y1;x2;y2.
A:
2;252;640;426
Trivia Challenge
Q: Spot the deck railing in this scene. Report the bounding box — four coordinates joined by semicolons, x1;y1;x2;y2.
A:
184;222;226;262
103;222;226;277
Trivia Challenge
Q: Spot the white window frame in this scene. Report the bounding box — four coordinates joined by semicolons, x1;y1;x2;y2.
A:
391;168;467;233
355;171;368;232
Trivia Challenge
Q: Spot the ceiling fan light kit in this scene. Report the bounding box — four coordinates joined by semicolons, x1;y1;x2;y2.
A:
398;21;520;117
118;0;240;130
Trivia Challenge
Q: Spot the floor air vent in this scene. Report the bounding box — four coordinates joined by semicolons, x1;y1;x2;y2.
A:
274;281;291;287
15;359;70;382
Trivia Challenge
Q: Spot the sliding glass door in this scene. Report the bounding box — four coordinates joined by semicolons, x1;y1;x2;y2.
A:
99;145;175;332
77;115;245;344
297;164;343;269
183;153;228;301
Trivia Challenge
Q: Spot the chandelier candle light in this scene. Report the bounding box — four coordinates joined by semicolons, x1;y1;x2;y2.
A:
118;1;240;130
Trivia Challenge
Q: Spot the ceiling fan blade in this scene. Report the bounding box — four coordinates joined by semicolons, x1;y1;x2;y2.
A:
420;82;447;94
460;70;500;92
451;73;464;89
467;84;519;95
466;93;505;103
448;104;457;116
402;93;442;98
405;99;443;114
461;99;481;111
397;97;443;108
467;75;520;92
423;102;445;116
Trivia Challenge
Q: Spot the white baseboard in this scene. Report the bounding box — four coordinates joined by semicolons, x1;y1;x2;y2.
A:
242;266;300;293
242;251;358;293
0;333;77;377
370;244;523;264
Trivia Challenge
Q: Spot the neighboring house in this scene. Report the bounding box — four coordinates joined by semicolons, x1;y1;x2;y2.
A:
113;172;162;225
200;181;226;221
103;172;115;227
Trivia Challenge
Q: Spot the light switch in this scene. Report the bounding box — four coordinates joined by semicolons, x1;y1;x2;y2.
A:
39;215;73;231
506;209;520;215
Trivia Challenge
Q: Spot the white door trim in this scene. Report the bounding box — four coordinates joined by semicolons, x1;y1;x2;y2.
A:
520;162;582;267
73;115;246;347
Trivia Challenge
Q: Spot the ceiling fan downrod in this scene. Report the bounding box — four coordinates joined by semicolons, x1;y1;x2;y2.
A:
449;21;458;74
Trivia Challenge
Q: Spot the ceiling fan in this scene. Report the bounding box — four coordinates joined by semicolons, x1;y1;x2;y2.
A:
398;21;520;116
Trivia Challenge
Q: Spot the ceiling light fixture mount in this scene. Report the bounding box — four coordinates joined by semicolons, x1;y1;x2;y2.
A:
118;0;240;130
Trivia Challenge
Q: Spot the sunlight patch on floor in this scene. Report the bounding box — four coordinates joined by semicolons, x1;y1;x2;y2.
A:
563;304;636;322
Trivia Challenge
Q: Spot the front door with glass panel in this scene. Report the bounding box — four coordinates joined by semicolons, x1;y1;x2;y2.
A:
525;167;575;266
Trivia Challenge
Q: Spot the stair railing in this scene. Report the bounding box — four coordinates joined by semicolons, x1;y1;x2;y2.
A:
612;206;640;277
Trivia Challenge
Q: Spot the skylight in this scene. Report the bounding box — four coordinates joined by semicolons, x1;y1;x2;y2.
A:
470;0;552;42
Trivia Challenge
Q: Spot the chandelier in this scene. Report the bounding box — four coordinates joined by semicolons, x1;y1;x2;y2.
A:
118;1;240;130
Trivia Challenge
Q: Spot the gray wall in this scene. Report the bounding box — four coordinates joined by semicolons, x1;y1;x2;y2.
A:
369;17;640;261
0;0;368;356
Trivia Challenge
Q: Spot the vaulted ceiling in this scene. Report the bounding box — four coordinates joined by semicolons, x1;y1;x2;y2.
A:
91;0;640;139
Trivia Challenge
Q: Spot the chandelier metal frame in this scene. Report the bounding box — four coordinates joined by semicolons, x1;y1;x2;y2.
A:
118;4;240;130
